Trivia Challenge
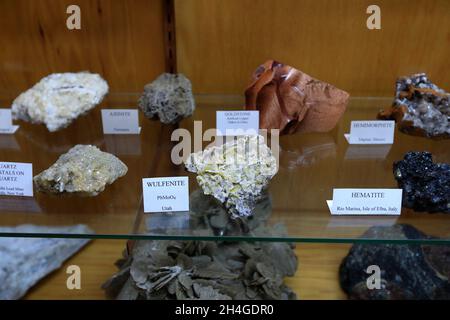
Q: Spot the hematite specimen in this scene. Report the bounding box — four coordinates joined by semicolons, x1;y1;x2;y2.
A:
393;151;450;213
34;145;128;196
339;224;450;300
12;72;109;132
378;73;450;138
138;73;195;124
245;60;349;135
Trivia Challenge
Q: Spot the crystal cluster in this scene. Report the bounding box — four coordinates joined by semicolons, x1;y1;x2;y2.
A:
138;73;195;124
12;72;108;132
34;145;128;196
393;152;450;213
0;224;92;300
340;224;450;300
185;135;278;217
378;73;450;138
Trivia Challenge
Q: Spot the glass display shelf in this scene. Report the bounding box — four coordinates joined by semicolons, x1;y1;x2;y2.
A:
0;95;449;244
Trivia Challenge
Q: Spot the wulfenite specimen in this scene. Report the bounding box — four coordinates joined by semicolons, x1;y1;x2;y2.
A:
0;224;92;300
12;72;108;132
185;135;278;217
138;73;195;124
378;73;450;138
34;145;128;196
340;224;450;300
393;151;450;213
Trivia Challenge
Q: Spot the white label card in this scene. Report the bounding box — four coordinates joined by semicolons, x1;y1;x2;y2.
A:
0;109;19;134
142;176;189;213
101;109;141;134
328;188;402;216
0;162;33;197
216;111;259;136
345;120;395;144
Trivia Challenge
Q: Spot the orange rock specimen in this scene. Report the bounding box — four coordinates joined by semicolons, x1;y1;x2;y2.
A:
245;60;349;135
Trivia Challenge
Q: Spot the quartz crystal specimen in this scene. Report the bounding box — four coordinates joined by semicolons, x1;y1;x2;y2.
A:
378;73;450;138
393;152;450;213
0;224;92;300
12;72;108;132
245;60;349;135
184;135;278;217
34;145;128;196
138;73;195;124
340;224;450;300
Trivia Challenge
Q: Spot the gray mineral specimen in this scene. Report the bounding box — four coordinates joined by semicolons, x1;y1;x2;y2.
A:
34;145;128;196
185;135;278;217
138;73;195;124
0;224;92;300
12;72;109;132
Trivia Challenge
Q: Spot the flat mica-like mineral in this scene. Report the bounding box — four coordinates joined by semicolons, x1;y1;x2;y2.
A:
34;145;128;196
12;72;108;132
185;135;278;217
393;151;450;213
245;60;349;135
340;224;450;300
138;73;195;124
378;73;450;138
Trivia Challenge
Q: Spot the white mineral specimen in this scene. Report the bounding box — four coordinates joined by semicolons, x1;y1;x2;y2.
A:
138;73;195;124
0;224;92;300
12;72;109;132
185;135;278;217
34;145;128;196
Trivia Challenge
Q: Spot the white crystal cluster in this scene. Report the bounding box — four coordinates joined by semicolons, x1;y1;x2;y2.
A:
34;145;128;196
12;72;109;132
185;135;278;217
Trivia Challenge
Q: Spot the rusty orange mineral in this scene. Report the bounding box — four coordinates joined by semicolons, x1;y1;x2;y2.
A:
245;60;349;135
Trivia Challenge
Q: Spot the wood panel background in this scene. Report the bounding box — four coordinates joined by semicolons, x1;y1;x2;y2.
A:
175;0;450;96
0;0;166;102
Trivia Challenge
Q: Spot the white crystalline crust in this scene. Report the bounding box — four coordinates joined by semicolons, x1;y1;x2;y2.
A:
12;72;109;132
139;73;195;124
34;145;128;196
185;135;278;217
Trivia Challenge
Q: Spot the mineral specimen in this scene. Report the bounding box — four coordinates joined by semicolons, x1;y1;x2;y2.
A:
378;73;450;138
393;151;450;213
245;60;349;135
339;224;450;300
34;144;128;196
12;72;108;132
0;224;92;300
138;73;195;124
184;135;278;217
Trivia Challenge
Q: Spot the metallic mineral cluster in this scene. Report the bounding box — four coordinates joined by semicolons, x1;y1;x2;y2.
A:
185;135;278;217
12;72;109;132
378;73;450;138
393;151;450;214
0;224;92;300
138;73;195;124
34;145;128;196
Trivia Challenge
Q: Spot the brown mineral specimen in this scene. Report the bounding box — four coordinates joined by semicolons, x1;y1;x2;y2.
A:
245;60;349;135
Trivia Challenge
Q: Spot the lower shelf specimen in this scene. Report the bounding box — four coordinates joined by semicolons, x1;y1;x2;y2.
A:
339;224;450;300
0;224;92;300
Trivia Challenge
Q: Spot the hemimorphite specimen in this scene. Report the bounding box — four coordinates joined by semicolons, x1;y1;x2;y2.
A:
340;224;450;300
0;224;92;300
34;145;128;196
393;151;450;213
185;135;278;217
378;73;450;138
138;73;195;124
12;72;108;132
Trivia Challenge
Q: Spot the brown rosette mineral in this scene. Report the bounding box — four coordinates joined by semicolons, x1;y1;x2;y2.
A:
245;60;349;135
377;73;450;139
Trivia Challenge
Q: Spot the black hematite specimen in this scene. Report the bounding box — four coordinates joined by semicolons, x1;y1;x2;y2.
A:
339;224;450;300
393;151;450;213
